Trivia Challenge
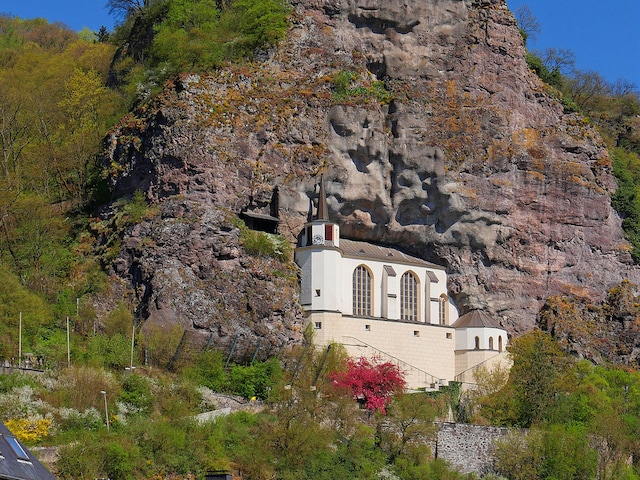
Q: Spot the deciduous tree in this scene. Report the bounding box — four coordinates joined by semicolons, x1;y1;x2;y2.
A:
329;356;406;414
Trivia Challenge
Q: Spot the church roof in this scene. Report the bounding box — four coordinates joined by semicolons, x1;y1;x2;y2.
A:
452;310;501;329
316;176;329;221
240;210;279;222
339;238;445;270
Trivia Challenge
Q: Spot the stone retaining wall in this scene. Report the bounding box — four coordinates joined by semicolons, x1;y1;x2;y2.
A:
436;422;512;477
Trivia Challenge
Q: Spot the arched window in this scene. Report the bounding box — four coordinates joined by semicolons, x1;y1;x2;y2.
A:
489;337;494;350
353;265;372;316
474;336;480;350
401;271;419;321
439;294;449;325
498;336;503;352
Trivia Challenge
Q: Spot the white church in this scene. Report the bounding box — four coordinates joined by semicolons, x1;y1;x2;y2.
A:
294;180;510;389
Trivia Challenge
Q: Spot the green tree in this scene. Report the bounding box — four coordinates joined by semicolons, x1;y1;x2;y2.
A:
381;392;442;462
0;266;50;359
494;429;544;480
500;330;570;427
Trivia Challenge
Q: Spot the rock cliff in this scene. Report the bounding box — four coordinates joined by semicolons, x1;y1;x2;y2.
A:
101;0;639;355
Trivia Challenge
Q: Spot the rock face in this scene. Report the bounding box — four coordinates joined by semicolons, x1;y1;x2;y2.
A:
102;0;639;351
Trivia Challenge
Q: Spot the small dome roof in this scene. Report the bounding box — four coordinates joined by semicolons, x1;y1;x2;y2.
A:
452;310;501;329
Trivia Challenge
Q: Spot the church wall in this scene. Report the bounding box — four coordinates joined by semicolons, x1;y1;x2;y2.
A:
455;327;507;351
454;350;511;387
295;246;343;312
339;256;453;324
306;312;457;388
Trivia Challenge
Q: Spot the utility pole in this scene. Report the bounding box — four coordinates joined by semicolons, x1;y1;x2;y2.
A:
18;312;22;368
67;316;71;368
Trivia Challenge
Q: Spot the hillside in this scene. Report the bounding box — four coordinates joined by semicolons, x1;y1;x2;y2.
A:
100;0;638;357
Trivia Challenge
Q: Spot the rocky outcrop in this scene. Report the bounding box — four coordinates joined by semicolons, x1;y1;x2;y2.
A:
101;0;639;349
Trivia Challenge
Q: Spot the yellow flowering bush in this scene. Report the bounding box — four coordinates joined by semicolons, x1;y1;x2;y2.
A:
4;418;51;444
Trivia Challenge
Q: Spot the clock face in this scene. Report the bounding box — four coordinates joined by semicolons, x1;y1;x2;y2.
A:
312;234;324;245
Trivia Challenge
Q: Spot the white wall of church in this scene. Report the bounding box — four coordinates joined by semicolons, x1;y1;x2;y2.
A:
307;311;457;389
296;246;343;312
338;256;456;324
455;327;507;352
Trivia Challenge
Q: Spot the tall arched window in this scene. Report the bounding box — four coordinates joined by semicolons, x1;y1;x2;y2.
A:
489;337;494;350
474;336;480;350
353;265;372;316
401;271;419;321
439;294;449;325
498;336;503;352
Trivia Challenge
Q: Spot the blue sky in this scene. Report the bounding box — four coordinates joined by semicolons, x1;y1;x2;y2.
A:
1;0;116;32
2;0;639;88
506;0;640;88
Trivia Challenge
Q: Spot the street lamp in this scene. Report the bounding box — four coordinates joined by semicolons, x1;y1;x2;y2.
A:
100;390;109;432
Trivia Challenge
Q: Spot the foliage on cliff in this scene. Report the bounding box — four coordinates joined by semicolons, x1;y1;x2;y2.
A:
0;16;127;365
108;0;292;102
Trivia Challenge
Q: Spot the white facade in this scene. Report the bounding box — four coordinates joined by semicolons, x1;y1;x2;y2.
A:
297;234;456;325
294;182;510;389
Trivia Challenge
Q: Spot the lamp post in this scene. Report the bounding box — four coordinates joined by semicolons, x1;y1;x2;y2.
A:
100;390;109;432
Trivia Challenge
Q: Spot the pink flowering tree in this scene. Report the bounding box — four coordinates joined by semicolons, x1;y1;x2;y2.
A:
329;356;406;415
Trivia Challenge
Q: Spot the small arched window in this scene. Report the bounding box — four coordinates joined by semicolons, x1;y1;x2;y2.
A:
498;336;503;352
489;337;494;350
474;336;480;350
401;271;419;321
353;265;372;316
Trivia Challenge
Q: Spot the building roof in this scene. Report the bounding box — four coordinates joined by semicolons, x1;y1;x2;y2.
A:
0;422;56;480
240;210;280;223
340;238;445;270
451;310;501;329
317;176;329;221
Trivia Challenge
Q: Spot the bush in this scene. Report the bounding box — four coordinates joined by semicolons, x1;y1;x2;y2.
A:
228;357;283;400
239;228;292;261
84;333;132;370
331;70;393;104
185;349;229;392
119;373;153;415
4;418;51;444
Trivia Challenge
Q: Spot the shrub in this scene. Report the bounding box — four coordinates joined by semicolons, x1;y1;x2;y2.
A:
185;349;229;392
329;356;406;414
229;357;283;400
239;228;291;261
84;333;132;370
331;70;393;104
4;418;51;444
119;373;153;415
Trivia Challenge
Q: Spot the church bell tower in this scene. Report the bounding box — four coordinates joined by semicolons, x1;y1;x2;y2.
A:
295;177;342;312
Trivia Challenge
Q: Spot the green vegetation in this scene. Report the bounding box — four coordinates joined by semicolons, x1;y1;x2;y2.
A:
239;224;292;262
0;346;475;480
331;69;393;105
0;16;126;367
469;329;640;480
109;0;292;102
612;148;640;261
3;326;639;479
